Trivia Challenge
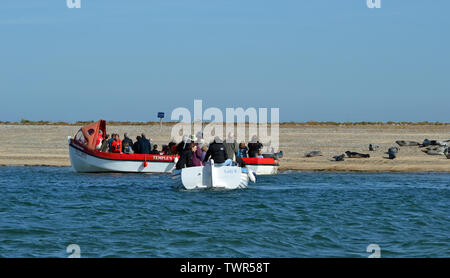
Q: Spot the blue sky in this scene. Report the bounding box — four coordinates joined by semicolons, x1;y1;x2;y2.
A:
0;0;449;122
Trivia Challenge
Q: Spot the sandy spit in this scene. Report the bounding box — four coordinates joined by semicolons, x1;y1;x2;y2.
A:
0;124;449;172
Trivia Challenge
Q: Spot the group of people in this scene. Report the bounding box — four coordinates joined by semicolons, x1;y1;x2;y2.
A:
97;132;162;155
95;131;265;169
174;135;265;170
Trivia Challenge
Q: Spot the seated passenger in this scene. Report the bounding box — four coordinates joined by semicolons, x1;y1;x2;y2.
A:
111;134;123;153
100;134;110;152
237;142;248;157
150;145;160;154
257;149;264;158
96;130;104;150
123;142;133;154
122;133;133;153
161;145;170;155
108;133;116;153
203;137;233;166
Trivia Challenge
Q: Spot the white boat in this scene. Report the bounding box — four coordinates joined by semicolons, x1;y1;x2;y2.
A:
69;137;176;173
68;120;176;173
68;120;281;174
172;160;256;190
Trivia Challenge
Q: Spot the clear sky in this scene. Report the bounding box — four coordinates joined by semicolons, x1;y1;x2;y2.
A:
0;0;449;122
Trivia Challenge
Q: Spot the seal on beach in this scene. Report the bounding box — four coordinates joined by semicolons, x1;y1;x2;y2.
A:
420;139;447;147
435;141;448;147
395;140;419;147
333;154;345;161
421;139;431;147
305;151;322;157
386;147;399;159
345;151;370;158
422;146;445;155
445;148;450;159
369;144;379;151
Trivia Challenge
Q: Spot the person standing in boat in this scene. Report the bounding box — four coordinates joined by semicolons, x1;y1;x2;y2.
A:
203;136;233;166
133;136;141;154
176;136;189;155
167;141;176;155
224;132;238;162
175;143;194;169
248;136;263;158
138;133;151;154
191;144;203;166
188;135;204;165
200;145;208;162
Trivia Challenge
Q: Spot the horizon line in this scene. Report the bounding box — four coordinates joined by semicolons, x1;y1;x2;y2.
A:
2;119;449;126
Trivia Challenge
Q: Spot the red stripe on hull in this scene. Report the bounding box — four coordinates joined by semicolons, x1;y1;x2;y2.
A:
241;157;279;166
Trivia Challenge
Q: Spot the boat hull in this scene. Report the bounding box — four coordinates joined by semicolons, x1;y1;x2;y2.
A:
68;138;175;173
241;157;279;175
172;163;250;190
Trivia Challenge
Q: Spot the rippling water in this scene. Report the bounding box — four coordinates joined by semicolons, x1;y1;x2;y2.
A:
0;166;448;257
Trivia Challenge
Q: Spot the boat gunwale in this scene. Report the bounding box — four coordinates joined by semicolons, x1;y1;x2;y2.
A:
69;138;279;166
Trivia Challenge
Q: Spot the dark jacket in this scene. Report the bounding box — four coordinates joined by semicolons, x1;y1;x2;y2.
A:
248;142;263;158
176;141;186;155
132;141;140;154
203;142;228;164
176;149;193;170
138;137;151;154
107;138;115;153
122;137;133;152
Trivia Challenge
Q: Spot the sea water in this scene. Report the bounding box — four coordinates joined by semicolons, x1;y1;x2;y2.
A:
0;166;448;257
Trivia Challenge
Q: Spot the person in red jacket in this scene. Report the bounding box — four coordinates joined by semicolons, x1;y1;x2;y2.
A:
111;134;123;153
95;130;104;150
